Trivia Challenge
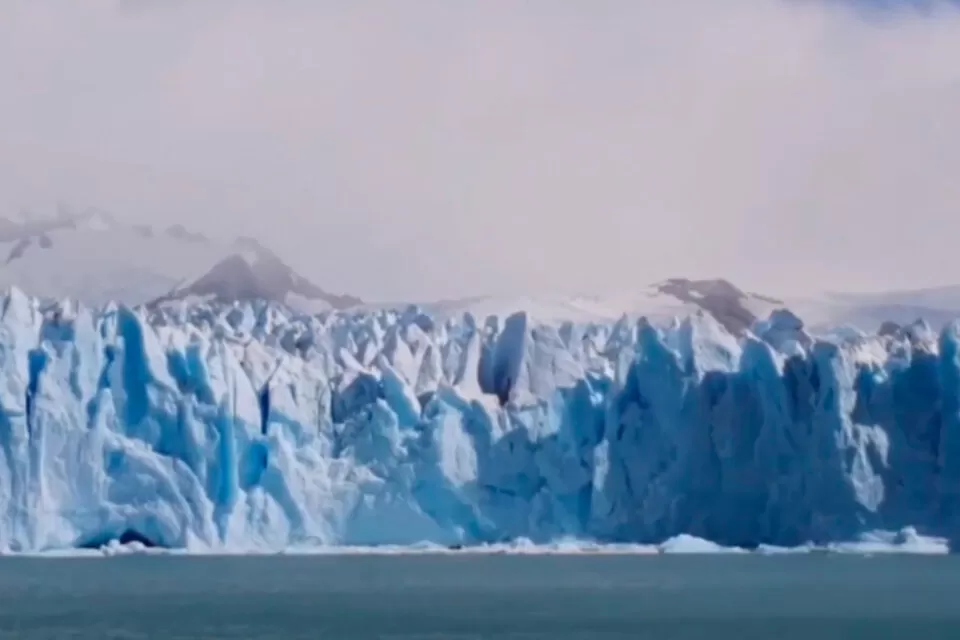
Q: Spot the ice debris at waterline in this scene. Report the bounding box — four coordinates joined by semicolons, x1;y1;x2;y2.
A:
2;287;960;553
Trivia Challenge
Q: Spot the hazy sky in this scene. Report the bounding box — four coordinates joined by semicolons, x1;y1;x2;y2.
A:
2;1;960;301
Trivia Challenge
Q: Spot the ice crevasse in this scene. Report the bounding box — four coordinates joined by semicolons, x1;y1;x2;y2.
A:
2;287;960;552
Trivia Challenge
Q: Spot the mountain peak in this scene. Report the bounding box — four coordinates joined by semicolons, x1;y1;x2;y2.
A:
0;208;361;309
149;242;361;312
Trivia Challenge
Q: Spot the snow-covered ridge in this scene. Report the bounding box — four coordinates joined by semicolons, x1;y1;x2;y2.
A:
149;237;362;313
0;209;360;311
2;288;960;553
417;278;783;333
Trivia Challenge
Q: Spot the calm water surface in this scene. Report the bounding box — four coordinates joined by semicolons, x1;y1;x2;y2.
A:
0;553;957;639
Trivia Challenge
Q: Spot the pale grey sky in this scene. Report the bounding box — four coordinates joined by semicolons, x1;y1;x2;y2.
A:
2;1;960;301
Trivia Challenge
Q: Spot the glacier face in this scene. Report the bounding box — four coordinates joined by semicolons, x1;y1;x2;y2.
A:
1;288;959;552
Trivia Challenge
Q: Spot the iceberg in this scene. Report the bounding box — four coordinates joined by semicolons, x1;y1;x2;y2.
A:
1;287;959;553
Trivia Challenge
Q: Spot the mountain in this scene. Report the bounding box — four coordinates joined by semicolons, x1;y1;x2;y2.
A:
420;278;960;337
149;238;362;314
804;285;960;333
417;278;785;335
4;208;960;334
0;209;360;311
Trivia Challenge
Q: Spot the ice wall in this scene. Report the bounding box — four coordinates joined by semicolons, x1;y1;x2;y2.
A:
1;288;958;552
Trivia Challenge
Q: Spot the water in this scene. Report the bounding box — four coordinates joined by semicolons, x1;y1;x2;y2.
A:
0;553;958;639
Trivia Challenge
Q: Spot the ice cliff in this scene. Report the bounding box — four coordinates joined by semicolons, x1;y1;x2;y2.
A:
2;287;960;552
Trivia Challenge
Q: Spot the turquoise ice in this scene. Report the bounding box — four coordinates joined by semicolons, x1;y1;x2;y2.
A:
0;288;957;552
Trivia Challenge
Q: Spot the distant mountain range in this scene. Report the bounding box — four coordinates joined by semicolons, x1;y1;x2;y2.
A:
3;209;960;334
0;209;361;313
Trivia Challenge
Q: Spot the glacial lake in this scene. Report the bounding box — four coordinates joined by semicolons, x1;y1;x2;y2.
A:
0;553;957;639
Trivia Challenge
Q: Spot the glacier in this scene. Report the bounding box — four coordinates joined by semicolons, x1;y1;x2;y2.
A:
1;287;960;553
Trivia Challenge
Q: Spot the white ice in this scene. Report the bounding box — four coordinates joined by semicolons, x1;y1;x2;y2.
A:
2;288;960;554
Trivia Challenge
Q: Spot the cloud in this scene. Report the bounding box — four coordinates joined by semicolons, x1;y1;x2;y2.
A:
2;0;960;300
